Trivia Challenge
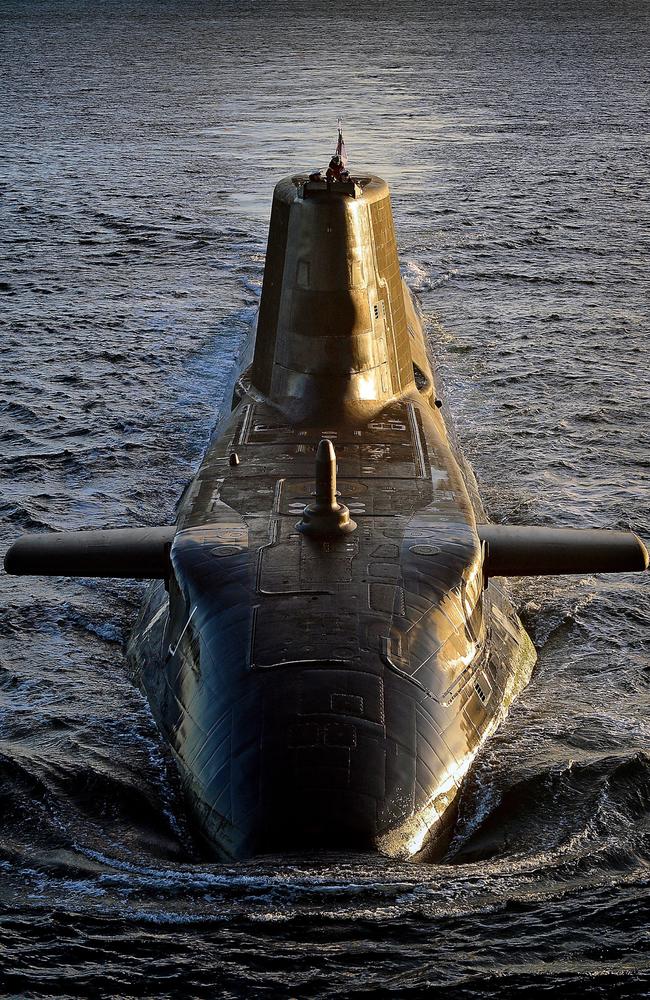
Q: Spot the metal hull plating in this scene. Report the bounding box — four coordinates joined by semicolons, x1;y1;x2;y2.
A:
128;282;536;861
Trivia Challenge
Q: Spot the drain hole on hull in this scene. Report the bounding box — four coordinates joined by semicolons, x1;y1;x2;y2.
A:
413;363;430;391
474;674;493;705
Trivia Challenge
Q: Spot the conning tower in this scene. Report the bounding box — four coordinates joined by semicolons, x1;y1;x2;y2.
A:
251;174;414;421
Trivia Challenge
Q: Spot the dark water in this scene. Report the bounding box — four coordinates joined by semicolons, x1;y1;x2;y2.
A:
1;2;649;996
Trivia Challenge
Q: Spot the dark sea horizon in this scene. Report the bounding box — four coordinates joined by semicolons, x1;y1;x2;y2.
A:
1;1;649;996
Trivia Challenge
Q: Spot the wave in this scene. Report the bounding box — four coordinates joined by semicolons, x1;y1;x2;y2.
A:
450;752;650;865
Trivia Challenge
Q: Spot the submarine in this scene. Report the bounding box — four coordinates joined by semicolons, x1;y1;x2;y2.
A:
5;144;648;861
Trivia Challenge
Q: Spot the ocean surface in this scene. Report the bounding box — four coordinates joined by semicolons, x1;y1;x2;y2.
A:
1;1;649;996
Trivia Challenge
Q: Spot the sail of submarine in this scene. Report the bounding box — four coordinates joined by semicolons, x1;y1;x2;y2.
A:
5;153;648;861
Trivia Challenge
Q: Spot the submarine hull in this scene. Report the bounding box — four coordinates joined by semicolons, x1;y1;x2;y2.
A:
127;172;538;860
5;166;645;859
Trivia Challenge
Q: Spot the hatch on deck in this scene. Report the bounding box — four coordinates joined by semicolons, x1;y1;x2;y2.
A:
300;177;367;199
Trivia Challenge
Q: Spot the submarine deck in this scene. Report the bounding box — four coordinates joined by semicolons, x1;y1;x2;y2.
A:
173;392;496;706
